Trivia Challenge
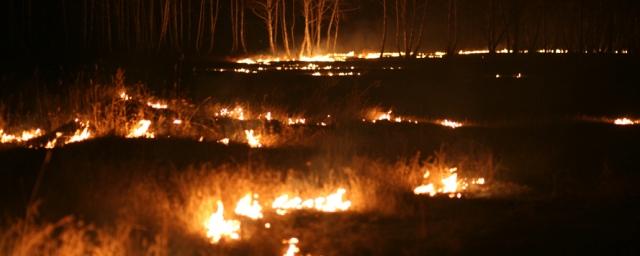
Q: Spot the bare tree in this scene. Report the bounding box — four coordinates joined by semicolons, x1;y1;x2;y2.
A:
208;0;220;53
280;0;292;57
379;0;388;58
230;0;247;53
251;0;279;54
393;0;428;58
447;0;458;55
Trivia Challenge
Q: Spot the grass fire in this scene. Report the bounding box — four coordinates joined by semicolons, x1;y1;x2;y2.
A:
1;0;640;255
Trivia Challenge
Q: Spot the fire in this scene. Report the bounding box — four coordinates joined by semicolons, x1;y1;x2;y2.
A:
45;133;62;149
413;184;436;196
0;128;43;144
147;101;168;109
287;118;306;125
244;130;262;148
282;237;301;256
173;119;183;125
413;167;485;198
234;193;263;220
439;119;463;129
126;120;154;138
614;118;637;125
272;188;352;215
376;110;392;121
216;106;245;120
119;91;131;101
65;121;92;144
365;109;418;124
218;138;230;145
233;49;575;67
204;201;241;244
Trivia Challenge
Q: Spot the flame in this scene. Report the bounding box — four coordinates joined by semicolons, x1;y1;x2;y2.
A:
204;201;241;244
272;188;352;215
119;91;131;101
65;121;92;144
283;237;300;256
44;132;63;149
234;193;263;220
173;119;183;125
216;106;245;120
614;118;637;125
244;130;262;148
413;167;485;198
234;49;575;67
377;110;392;121
365;109;418;124
287;118;306;125
126;120;154;138
0;128;43;144
218;138;230;145
147;101;168;109
439;119;463;129
413;184;436;196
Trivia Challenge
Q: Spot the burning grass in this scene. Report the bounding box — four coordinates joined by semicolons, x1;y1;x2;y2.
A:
0;68;532;255
0;143;511;255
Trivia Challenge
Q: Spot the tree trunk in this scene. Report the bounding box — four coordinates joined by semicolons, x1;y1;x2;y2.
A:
281;0;291;57
447;0;457;55
208;0;219;53
379;0;387;58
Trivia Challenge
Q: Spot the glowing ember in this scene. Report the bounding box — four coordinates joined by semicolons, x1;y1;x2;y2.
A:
244;130;262;148
234;193;263;220
272;188;352;215
282;237;300;256
204;201;241;244
126;120;154;138
439;119;463;129
173;119;183;125
147;101;168;109
264;112;272;121
614;118;637;126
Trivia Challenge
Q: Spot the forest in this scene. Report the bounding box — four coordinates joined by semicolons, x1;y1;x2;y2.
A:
3;0;640;59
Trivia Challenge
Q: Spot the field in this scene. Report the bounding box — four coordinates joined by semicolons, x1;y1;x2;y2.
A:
1;55;639;255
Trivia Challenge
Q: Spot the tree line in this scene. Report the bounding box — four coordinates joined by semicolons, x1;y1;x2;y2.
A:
2;0;640;58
